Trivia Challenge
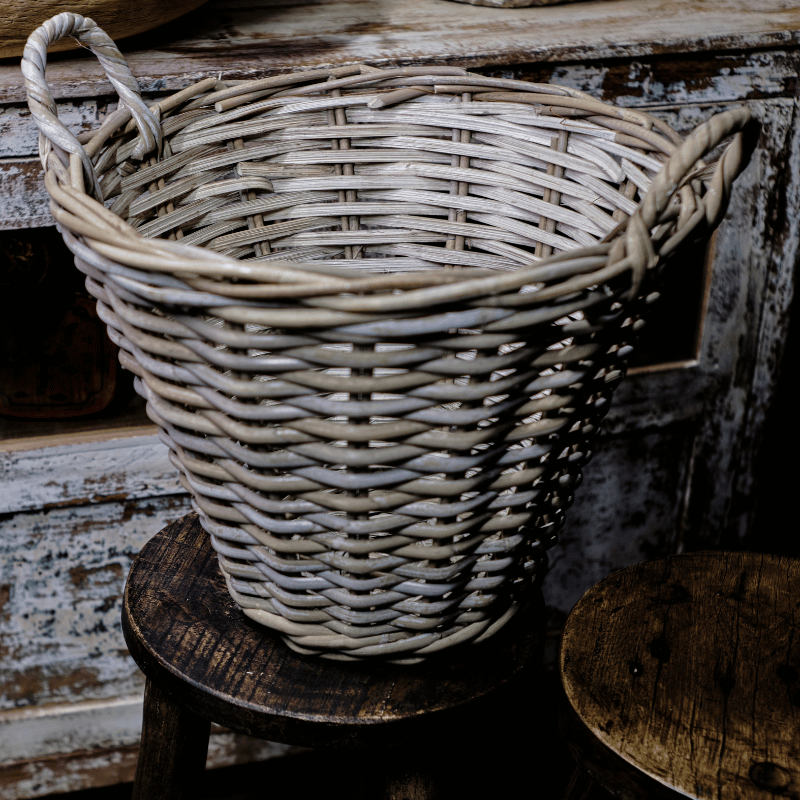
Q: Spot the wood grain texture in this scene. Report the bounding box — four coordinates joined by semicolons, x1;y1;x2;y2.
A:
0;495;191;713
1;0;800;103
0;718;293;800
122;513;546;748
131;679;210;800
560;551;800;800
0;0;209;58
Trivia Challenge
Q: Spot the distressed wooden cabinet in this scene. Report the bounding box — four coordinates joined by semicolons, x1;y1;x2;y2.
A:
0;1;797;796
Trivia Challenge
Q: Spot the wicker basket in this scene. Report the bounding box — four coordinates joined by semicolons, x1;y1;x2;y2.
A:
23;13;756;662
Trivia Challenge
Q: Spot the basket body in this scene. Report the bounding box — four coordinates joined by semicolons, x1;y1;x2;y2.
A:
23;15;755;661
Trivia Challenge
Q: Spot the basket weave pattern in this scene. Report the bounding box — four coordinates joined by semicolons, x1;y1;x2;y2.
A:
23;14;756;661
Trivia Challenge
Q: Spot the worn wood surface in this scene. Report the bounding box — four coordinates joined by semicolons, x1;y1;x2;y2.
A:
131;679;210;800
1;0;800;103
0;719;293;800
123;514;546;748
0;0;209;59
0;430;181;514
561;552;800;800
0;495;190;714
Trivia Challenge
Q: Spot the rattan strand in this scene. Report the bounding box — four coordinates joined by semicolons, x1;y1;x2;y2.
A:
23;13;757;661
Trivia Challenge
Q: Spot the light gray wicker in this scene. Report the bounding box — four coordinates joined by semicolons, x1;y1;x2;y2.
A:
23;13;757;662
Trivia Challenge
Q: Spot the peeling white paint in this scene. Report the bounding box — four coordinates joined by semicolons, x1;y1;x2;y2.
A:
0;496;192;712
0;695;145;763
0;433;183;515
0;102;111;159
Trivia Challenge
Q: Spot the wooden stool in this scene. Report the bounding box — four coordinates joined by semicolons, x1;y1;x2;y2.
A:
560;551;800;800
122;514;545;799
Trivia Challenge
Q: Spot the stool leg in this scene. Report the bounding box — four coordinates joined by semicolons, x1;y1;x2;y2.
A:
381;746;439;800
383;769;437;800
132;678;211;800
563;764;602;800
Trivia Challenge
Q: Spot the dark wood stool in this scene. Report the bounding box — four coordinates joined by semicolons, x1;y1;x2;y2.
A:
560;551;800;800
122;514;546;799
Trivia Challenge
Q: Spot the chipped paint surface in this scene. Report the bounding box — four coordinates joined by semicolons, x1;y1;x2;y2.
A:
0;100;115;229
0;102;111;159
0;433;184;515
0;160;52;230
514;50;798;108
0;495;191;711
0;696;146;762
1;727;294;800
546;427;693;625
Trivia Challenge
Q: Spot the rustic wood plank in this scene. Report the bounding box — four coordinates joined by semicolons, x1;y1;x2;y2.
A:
561;551;800;799
0;0;799;103
0;398;154;457
0;0;208;59
513;50;799;107
0;696;145;765
0;432;182;514
0;101;111;159
0;725;294;800
0;495;191;712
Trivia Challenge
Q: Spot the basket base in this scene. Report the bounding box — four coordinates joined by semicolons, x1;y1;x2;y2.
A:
238;596;529;664
198;496;548;663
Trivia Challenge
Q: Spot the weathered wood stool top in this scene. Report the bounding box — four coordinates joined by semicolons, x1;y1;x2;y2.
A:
122;513;545;750
560;551;800;800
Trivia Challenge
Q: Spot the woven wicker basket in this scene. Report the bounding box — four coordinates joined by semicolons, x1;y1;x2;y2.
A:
23;13;756;662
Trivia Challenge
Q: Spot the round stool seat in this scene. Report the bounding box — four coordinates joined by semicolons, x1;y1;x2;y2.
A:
560;551;800;799
122;513;545;750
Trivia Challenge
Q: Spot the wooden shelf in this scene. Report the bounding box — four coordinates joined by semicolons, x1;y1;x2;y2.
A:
0;395;155;453
1;0;799;103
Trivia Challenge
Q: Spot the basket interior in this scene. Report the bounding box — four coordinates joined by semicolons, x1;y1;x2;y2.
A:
95;73;673;270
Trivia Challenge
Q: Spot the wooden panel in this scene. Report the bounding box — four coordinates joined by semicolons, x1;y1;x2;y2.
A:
0;101;110;159
510;49;799;106
0;100;112;228
0;494;192;711
1;697;147;764
683;98;799;547
0;433;183;515
544;425;694;629
0;159;52;231
0;0;799;103
0;726;294;800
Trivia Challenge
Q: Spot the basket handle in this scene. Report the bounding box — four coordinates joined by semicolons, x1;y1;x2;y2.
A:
613;106;759;298
642;106;758;230
21;12;161;200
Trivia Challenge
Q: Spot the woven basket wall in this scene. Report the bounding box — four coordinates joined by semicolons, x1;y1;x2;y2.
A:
23;14;757;662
